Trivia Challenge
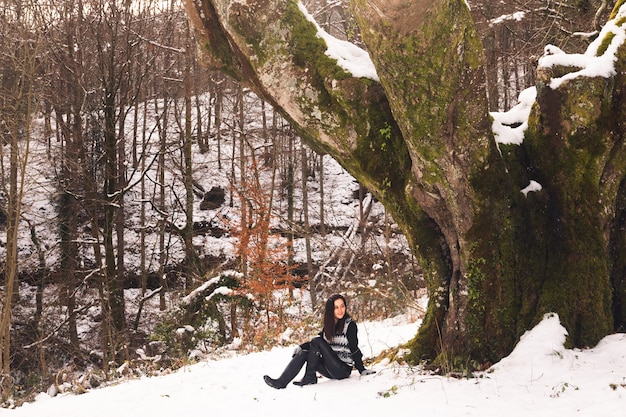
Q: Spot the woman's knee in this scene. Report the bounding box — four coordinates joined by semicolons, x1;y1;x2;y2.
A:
310;336;322;347
310;336;326;351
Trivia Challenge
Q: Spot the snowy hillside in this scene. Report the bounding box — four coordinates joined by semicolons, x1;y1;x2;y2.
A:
4;87;418;404
10;91;412;278
5;307;626;417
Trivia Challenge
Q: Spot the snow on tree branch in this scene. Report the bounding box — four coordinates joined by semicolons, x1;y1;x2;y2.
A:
297;1;379;81
538;3;626;89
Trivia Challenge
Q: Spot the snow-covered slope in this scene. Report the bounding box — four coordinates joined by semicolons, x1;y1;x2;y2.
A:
6;312;626;417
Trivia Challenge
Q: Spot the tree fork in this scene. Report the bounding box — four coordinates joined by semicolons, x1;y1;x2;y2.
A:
184;0;626;364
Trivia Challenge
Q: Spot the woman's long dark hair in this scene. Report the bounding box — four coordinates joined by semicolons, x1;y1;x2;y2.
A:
323;294;349;341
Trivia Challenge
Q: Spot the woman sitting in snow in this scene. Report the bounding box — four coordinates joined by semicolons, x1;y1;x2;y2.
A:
263;294;375;389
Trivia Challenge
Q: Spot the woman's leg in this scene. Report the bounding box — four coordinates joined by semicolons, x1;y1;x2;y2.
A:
309;337;352;380
263;348;307;389
294;337;351;386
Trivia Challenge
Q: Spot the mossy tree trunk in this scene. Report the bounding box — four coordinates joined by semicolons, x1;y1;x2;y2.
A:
183;0;626;364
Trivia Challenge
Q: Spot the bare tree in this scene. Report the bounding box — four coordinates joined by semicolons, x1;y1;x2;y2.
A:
0;2;41;399
300;145;316;306
171;18;203;289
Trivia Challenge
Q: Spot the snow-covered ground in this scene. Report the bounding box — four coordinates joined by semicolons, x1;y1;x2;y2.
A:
5;3;626;415
6;311;626;417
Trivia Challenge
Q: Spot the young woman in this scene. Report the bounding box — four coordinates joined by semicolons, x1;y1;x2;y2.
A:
263;294;375;389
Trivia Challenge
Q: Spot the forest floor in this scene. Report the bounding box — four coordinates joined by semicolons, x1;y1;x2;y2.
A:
5;292;626;417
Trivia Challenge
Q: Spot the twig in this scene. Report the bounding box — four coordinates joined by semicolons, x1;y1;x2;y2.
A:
133;286;163;331
23;303;93;349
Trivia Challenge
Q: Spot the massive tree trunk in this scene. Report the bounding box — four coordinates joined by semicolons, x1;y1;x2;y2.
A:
183;0;626;364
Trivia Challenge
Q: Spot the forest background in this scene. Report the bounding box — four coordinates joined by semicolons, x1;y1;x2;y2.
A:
0;0;612;406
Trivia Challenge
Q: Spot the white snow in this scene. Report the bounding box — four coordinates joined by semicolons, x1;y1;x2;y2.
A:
489;11;526;27
521;180;542;197
491;3;626;146
207;286;235;299
490;86;536;146
5;311;626;417
180;274;223;305
538;4;626;89
298;1;379;81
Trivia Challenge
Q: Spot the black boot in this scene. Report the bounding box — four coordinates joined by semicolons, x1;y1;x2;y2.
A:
263;375;285;389
292;374;317;386
264;350;307;389
293;348;321;386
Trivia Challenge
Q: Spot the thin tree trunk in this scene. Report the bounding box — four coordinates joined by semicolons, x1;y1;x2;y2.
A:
140;98;148;295
301;144;316;307
237;86;247;279
155;95;169;311
182;24;200;289
0;38;36;397
215;85;223;170
196;71;207;153
318;153;326;238
116;106;127;325
28;222;47;380
0;132;19;400
132;96;139;168
287;131;294;273
103;88;125;358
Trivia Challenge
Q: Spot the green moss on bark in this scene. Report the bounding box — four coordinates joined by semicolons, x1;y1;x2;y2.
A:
611;0;626;19
519;73;615;348
459;138;523;361
403;206;452;363
597;32;617;56
608;44;626;332
354;0;486;185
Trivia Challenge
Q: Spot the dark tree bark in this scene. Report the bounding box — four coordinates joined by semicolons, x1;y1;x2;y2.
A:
183;0;626;364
